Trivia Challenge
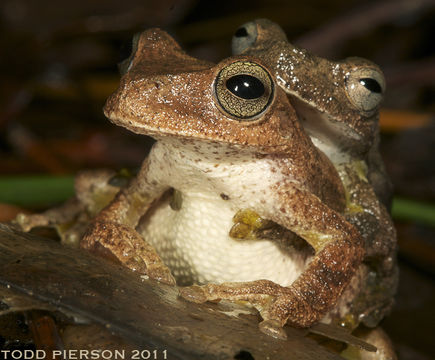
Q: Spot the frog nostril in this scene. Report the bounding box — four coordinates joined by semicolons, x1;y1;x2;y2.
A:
234;27;248;38
234;350;255;360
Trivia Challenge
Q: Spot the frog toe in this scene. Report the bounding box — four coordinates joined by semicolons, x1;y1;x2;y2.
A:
179;285;209;303
147;265;176;286
15;213;49;232
259;319;288;340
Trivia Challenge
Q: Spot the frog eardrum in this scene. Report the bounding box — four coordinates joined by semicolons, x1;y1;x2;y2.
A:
345;67;386;114
214;61;274;120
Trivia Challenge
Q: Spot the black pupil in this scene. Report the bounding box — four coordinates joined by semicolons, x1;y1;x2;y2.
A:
359;78;382;93
234;27;248;38
226;74;265;99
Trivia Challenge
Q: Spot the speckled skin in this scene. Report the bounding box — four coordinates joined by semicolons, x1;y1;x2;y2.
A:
231;19;398;329
78;28;366;334
232;19;392;207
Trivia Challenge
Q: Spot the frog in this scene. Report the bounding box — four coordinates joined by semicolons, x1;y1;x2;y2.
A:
232;19;393;208
230;19;398;331
71;27;370;338
14;27;370;339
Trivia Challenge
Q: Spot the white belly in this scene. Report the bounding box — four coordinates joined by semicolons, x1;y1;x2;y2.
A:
138;193;307;287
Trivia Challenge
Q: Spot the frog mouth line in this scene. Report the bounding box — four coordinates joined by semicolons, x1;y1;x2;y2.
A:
105;112;295;152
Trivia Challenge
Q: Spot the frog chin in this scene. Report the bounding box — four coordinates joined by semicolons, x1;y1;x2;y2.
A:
288;97;367;162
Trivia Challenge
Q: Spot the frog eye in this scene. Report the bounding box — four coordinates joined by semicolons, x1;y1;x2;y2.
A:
231;21;258;55
214;61;274;120
345;68;386;114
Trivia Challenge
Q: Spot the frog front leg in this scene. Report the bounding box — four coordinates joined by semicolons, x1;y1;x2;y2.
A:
81;159;176;285
181;185;364;335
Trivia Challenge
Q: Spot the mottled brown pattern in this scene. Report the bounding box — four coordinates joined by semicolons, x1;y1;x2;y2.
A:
232;19;392;206
19;28;367;336
334;163;398;327
231;19;397;328
104;30;314;155
100;28;366;333
263;182;363;326
11;24;398;342
82;220;175;285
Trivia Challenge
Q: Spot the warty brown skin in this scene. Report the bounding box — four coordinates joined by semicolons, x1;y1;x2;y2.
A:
78;28;365;334
232;18;393;208
232;19;398;328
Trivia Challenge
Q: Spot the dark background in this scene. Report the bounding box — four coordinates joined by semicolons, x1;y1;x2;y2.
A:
0;1;434;359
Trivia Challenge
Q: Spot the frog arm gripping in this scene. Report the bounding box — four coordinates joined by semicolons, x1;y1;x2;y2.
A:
180;185;364;330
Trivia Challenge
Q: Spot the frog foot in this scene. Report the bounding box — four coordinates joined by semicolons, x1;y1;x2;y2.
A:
81;220;176;286
259;319;288;340
229;209;274;240
179;285;209;303
180;281;297;339
145;263;176;285
179;280;321;335
180;280;285;302
15;213;50;232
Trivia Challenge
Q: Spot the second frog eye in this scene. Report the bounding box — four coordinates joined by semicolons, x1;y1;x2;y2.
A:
214;61;274;120
345;67;386;114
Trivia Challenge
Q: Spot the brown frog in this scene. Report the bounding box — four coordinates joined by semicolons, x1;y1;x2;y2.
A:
232;19;393;208
83;28;367;337
16;28;367;340
231;19;398;330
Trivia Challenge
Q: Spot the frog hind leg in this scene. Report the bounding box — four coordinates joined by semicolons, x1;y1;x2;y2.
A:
14;169;121;246
15;197;84;233
180;185;364;337
341;326;397;360
179;280;294;339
